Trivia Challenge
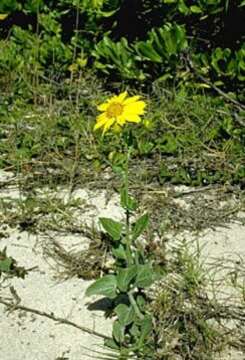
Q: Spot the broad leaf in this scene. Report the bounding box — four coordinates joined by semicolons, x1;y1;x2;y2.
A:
112;244;127;260
99;217;123;241
190;5;202;13
130;323;140;337
85;275;117;299
104;338;120;350
132;213;149;241
112;320;125;343
116;266;137;292
136;294;146;311
137;315;152;346
115;303;135;326
135;264;154;288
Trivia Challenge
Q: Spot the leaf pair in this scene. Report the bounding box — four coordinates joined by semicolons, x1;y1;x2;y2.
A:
100;213;149;242
85;263;155;299
100;217;123;241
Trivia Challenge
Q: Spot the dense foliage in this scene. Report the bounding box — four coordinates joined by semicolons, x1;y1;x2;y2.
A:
0;1;244;188
0;0;244;97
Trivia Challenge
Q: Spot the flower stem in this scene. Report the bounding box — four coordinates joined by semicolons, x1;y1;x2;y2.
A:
128;290;144;320
124;146;133;265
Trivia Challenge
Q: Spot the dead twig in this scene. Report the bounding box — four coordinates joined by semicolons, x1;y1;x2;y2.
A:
0;297;111;341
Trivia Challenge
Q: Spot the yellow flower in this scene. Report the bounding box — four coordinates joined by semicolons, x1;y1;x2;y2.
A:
94;92;146;134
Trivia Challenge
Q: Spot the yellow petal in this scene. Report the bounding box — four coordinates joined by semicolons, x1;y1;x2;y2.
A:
124;101;146;115
117;115;127;126
124;114;141;123
102;118;115;134
108;94;119;103
97;102;109;111
96;113;108;122
94;114;108;130
123;109;145;118
116;91;128;102
123;95;141;105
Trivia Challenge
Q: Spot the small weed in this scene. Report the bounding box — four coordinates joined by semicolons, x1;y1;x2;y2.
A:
0;192;87;232
148;246;223;359
0;247;28;279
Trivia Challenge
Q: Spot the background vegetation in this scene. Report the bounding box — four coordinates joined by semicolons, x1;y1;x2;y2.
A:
0;0;244;91
0;0;244;188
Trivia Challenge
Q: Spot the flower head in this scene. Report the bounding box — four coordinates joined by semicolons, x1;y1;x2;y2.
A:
94;92;146;134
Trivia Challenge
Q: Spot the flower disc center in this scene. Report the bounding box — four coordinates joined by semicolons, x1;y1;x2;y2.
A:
106;102;124;118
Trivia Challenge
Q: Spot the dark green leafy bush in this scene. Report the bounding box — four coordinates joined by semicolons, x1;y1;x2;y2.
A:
0;0;244;92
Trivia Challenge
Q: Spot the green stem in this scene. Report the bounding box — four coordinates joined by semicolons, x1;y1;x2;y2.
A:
124;146;133;266
128;290;144;320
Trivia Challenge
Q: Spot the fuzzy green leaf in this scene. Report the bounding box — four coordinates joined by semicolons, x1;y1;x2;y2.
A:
115;303;135;326
112;320;125;343
132;213;149;241
138;315;152;346
116;266;137;292
99;217;123;241
136;294;146;311
85;275;117;299
135;264;154;288
104;338;120;350
112;244;127;260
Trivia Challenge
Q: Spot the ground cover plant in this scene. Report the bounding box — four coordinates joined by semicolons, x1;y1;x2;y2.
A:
0;1;245;359
0;74;244;191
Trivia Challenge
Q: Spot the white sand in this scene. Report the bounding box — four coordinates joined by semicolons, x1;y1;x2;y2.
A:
0;170;244;359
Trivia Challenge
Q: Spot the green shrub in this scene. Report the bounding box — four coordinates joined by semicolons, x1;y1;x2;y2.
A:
0;0;244;93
